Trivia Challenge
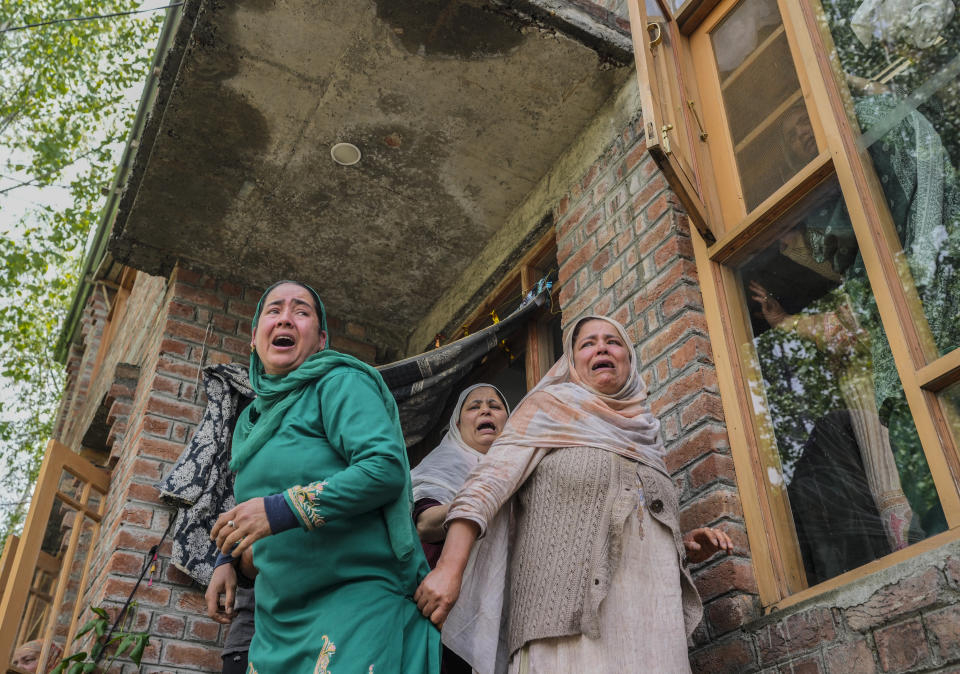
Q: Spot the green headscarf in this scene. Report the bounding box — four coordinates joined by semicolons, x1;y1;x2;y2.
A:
231;281;416;560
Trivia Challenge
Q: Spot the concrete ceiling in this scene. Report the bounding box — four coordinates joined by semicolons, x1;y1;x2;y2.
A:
111;0;631;349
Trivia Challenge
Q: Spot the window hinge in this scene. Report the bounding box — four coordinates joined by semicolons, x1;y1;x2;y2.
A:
661;124;673;154
688;100;708;141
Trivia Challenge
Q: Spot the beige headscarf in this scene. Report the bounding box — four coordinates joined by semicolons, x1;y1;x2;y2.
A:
490;313;667;475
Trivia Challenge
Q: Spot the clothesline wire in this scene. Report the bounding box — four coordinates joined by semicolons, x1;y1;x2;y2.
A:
0;3;183;34
440;268;558;347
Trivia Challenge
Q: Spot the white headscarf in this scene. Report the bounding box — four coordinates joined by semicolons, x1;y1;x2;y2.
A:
411;383;510;503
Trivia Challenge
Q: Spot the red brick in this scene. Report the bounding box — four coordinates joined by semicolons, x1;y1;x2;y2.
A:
161;643;223;670
622;143;646;175
106;550;147;577
132;458;162;481
156;356;201;379
557;203;590;242
555;194;570;219
335;335;377;364
639;310;708;364
164;563;195;586
141;415;172;438
662;284;704;320
123;482;164;506
159;338;191;358
636;209;675;251
115;527;164;552
823;637;878;674
154;614;185;638
227;298;258;320
925;603;960;660
758;608;836;666
705;593;758;635
653;234;695;270
146;393;203;423
581;162;600;191
689;452;737;491
219;280;246;298
604;182;628;212
151;374;182;396
665;423;730;473
165;318;217;345
680;392;725;428
173;282;226;311
669;335;714;371
167;300;196;320
875;618;930;672
222;335;253;358
562;281;601;321
188;617;221;642
632;259;698;316
139;436;187;463
119;504;154;528
648;366;718;416
645;193;673;225
690;635;756;674
174;267;217;290
103;577;170;607
172;422;190;443
596;222;616;249
679;488;744;534
558;238;599;285
175;589;208;614
845;567;944;631
584;211;604;236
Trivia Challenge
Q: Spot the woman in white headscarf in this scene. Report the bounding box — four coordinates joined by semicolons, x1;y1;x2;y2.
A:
415;315;732;674
411;383;510;674
412;383;511;566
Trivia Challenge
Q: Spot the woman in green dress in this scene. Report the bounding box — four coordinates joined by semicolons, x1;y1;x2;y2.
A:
205;280;440;673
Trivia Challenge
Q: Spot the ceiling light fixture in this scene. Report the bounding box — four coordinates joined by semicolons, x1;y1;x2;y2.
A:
330;142;362;166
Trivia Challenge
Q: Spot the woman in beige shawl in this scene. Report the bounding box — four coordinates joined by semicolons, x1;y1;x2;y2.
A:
414;316;731;674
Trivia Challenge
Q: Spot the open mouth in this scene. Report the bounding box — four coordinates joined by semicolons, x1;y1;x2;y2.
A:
476;421;497;433
592;359;615;371
272;335;296;347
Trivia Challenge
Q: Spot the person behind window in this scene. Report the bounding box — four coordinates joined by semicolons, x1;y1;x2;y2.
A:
11;640;61;674
411;383;510;674
414;315;732;674
204;280;440;673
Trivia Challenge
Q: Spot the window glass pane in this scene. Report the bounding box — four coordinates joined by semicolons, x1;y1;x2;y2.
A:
820;0;960;360
711;0;818;210
736;178;944;587
939;380;960;451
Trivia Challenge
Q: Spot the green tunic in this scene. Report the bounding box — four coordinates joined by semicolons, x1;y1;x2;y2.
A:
234;367;440;673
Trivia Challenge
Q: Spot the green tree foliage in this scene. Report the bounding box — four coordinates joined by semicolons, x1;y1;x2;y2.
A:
0;1;163;545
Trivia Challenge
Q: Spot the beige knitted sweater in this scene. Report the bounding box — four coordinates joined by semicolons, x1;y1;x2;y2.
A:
447;445;702;659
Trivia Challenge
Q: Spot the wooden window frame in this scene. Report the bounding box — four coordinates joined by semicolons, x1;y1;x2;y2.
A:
0;441;110;673
444;230;560;392
629;0;960;607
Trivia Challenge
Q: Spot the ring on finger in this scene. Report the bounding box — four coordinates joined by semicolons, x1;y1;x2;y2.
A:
227;520;236;528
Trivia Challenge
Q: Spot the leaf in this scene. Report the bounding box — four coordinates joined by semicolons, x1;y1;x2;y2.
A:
129;634;149;666
90;607;109;619
74;619;98;638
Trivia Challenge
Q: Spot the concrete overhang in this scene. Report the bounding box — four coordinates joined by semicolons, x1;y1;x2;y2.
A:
110;0;632;351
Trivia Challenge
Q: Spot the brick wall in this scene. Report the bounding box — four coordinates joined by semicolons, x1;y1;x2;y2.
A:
552;110;760;662
552;106;960;673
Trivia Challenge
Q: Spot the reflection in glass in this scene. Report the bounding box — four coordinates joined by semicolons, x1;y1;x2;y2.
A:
738;179;943;586
941;381;960;451
822;0;960;360
711;0;818;210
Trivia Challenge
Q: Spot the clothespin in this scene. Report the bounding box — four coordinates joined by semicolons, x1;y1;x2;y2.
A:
461;324;470;337
147;550;158;587
490;309;500;324
434;333;445;348
499;339;514;361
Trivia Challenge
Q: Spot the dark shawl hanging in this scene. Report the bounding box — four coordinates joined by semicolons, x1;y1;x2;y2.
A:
155;363;254;585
